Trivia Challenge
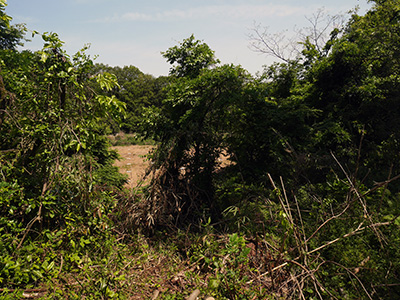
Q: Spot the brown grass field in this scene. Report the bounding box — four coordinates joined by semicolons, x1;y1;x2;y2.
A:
112;145;154;189
112;145;232;190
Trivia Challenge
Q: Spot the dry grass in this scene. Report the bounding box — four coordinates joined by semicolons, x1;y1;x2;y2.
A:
112;145;232;190
112;145;154;189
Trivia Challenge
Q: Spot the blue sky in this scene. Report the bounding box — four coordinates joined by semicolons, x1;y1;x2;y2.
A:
6;0;371;76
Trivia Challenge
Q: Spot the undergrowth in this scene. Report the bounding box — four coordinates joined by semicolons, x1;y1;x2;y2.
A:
2;170;400;299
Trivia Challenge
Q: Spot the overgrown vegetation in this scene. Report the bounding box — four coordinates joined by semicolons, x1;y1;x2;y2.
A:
91;64;170;134
1;0;400;299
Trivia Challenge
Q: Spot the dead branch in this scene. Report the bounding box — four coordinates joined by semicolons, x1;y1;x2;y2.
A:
187;289;200;300
326;261;373;300
296;8;345;55
248;8;346;62
365;172;400;196
331;152;386;246
16;182;48;250
248;24;295;62
306;221;391;256
0;288;48;299
306;203;350;243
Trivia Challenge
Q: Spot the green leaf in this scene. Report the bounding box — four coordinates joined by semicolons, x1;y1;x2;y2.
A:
32;270;44;279
40;52;49;62
46;261;55;272
208;277;220;289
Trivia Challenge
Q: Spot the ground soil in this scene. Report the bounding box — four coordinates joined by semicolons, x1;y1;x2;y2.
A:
113;145;232;189
112;145;154;189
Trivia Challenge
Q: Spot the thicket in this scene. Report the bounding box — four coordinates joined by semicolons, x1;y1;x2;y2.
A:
123;1;400;298
1;0;400;299
0;1;129;297
90;64;170;134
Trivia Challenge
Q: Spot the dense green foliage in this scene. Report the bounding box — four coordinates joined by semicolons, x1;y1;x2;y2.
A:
162;34;220;79
0;0;25;50
0;2;127;296
91;64;170;133
1;0;400;298
135;1;400;298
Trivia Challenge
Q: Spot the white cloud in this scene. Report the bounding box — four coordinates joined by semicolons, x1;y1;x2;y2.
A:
73;0;107;4
97;4;312;23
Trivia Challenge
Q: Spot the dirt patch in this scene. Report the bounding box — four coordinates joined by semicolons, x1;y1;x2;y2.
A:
112;145;154;189
113;145;232;189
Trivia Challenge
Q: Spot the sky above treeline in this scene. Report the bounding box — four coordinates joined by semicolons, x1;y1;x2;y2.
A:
7;0;371;77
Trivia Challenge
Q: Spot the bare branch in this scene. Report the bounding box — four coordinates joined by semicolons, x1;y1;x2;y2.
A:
187;289;200;300
248;8;346;62
296;8;346;55
331;151;386;246
306;221;391;256
306;203;350;243
326;261;373;300
248;23;297;62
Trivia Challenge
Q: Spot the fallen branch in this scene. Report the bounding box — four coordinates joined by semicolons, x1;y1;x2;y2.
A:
187;289;200;300
306;221;391;256
151;289;160;300
0;288;47;299
326;261;373;300
331;152;385;245
306;203;350;243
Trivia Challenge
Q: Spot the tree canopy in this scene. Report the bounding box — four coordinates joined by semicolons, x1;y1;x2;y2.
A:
91;64;170;133
0;0;26;50
162;34;220;78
